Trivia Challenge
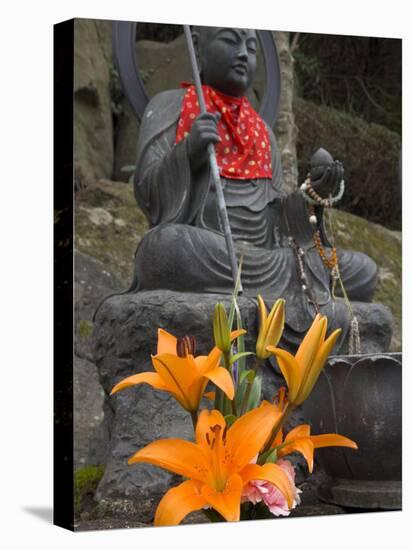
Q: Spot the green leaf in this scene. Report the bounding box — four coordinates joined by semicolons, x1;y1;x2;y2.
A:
239;369;256;385
224;414;238;427
222;394;233;416
213;303;231;353
246;375;262;412
235;378;248;410
257;448;278;465
229;351;254;366
214;387;224;413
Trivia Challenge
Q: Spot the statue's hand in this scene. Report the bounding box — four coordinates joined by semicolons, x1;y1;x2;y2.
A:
186;112;221;172
309;148;344;199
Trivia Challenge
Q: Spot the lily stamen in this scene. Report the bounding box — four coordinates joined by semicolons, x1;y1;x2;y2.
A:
176;335;197;357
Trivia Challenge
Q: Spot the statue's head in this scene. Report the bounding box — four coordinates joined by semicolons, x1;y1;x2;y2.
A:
192;26;257;97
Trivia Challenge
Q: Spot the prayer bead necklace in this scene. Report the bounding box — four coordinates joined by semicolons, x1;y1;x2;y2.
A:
301;174;361;354
300;175;345;207
288;236;320;314
308;204;339;271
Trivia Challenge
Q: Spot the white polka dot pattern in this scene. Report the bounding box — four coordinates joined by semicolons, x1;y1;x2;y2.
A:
175;84;273;180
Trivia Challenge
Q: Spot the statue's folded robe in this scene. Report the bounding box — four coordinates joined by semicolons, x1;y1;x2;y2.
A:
132;89;377;341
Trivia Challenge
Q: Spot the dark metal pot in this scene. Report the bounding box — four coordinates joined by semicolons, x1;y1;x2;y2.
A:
302;353;402;510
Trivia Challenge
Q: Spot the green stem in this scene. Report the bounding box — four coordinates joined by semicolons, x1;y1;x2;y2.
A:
214;387;223;413
223;351;231;370
261;402;295;454
223;351;238;417
231;392;238;417
240;380;253;415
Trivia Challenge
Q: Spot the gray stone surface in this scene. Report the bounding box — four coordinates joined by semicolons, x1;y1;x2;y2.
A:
74;356;105;468
74;19;114;190
74;252;122;468
341;301;393;354
318;480;402;510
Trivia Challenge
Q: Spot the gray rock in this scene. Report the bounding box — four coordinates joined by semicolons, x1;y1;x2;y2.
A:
75;251;122;361
113;99;140;182
74;356;105;468
74;19;114;190
74;252;122;467
273;31;298;194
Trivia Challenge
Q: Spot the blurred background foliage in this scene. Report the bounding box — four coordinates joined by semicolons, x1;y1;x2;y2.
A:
293;33;401;135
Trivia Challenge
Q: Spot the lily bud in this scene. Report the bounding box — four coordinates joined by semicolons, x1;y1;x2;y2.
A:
256;296;285;361
213;303;231;353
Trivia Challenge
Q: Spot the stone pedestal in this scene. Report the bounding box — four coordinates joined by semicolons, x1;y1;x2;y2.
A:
92;290;394;521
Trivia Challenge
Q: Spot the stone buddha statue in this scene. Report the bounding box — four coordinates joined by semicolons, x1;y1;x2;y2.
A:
126;26;390;351
90;24;395;509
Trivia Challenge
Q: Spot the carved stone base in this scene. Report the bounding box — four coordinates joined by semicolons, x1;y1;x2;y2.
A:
318;479;402;510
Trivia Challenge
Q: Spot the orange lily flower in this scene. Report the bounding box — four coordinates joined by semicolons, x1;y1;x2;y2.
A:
128;403;294;525
111;328;244;413
266;314;341;406
274;423;358;473
256;296;285;361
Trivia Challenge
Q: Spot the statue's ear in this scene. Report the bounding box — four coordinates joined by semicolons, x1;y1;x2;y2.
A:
191;28;202;76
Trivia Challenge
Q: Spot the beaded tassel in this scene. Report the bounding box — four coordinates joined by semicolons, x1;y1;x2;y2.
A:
348;316;361;355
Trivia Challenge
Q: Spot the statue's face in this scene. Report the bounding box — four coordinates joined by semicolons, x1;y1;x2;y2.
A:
197;27;257;97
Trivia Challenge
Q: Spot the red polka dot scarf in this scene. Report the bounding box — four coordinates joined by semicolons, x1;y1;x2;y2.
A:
175;84;273;180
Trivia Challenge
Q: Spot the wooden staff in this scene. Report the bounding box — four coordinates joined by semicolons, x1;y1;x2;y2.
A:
183;25;241;291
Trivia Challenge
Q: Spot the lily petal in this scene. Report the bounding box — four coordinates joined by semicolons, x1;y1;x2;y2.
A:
185;378;208;412
204;366;235;400
196;409;227;449
204;391;216;401
128;439;210;482
154;480;207;526
230;328;247;341
278;438;315;473
152;354;198;410
256;296;268;354
257;295;268;330
157;328;177;355
241;463;294;509
195;347;222;375
296;328;341;404
295;314;326;374
266;347;302;403
266;300;285;348
310;433;358;450
285;424;311;441
201;473;243;522
227;402;282;471
110;372;169;395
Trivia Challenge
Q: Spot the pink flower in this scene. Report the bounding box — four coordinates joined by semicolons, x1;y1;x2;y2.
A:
241;459;302;517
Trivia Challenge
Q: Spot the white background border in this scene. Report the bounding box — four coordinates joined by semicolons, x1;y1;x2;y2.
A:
0;1;409;548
